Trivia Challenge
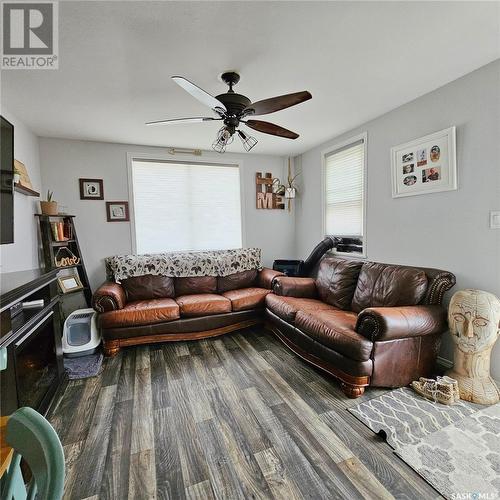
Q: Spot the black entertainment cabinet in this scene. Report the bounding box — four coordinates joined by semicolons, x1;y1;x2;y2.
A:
0;268;65;415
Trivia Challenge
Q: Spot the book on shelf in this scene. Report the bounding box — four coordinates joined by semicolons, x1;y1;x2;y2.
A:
50;222;59;241
51;222;70;242
57;222;64;241
63;221;73;239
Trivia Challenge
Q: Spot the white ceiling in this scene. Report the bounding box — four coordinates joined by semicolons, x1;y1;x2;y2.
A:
2;1;499;156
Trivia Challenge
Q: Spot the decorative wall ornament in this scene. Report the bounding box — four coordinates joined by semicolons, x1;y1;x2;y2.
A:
106;201;129;222
256;172;284;210
391;126;457;198
285;157;300;212
271;177;285;196
54;246;80;268
79;178;104;200
166;147;202;156
446;289;500;405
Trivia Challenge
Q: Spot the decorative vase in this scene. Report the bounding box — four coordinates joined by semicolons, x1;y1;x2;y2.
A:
40;201;58;216
446;289;500;405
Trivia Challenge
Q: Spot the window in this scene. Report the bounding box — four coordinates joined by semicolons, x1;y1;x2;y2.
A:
324;135;366;255
130;159;242;254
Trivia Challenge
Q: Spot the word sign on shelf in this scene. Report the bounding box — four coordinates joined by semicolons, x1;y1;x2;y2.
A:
256;172;284;210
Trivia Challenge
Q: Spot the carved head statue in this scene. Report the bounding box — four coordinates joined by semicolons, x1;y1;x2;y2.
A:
448;289;500;353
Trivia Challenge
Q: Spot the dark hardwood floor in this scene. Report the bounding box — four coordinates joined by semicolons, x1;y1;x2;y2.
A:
47;328;440;499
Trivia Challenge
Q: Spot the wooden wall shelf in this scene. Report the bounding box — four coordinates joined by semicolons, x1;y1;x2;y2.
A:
35;214;75;218
14;183;39;197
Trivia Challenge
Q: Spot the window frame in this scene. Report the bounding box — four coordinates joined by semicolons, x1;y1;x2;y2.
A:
126;152;246;254
321;132;368;258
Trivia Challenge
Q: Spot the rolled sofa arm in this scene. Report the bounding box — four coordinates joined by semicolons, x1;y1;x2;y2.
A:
355;305;447;342
273;276;317;298
258;268;286;289
422;269;456;305
92;281;127;312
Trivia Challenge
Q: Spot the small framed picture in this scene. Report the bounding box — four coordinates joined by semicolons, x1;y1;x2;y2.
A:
79;178;104;200
58;274;83;294
106;201;129;222
391;126;457;198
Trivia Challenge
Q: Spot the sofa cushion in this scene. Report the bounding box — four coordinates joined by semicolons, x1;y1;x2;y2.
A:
217;270;258;293
98;298;180;328
295;310;372;361
175;276;217;296
121;274;175;301
351;262;428;313
265;294;335;323
315;258;363;310
175;293;232;317
223;287;270;312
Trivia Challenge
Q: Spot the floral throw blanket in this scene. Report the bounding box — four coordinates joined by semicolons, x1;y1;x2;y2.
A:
105;248;263;282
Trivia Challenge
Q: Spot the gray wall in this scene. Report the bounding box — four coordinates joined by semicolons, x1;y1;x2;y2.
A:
39;138;295;290
0;108;42;273
294;60;500;378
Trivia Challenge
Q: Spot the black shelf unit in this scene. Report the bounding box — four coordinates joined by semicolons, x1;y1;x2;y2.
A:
35;214;92;313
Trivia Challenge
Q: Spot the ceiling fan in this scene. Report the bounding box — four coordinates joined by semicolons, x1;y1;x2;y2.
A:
146;71;312;153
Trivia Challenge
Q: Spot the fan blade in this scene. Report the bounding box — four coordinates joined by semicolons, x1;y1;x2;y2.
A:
245;120;299;139
146;117;220;126
172;76;227;113
244;91;311;116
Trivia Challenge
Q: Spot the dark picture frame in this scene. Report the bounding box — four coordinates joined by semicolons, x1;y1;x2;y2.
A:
79;178;104;200
106;201;129;222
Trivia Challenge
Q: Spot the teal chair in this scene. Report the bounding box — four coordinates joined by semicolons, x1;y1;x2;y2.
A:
1;407;65;499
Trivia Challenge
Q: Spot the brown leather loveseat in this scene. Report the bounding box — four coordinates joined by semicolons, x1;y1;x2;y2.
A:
92;267;284;356
265;256;455;398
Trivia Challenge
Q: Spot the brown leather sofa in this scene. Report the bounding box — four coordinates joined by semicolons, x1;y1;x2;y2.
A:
92;268;284;356
265;256;456;398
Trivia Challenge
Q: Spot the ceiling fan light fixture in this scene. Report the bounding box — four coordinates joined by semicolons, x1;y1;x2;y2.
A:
237;130;258;152
150;73;311;153
212;126;234;153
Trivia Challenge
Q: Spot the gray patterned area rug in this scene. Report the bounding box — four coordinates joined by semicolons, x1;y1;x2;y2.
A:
349;388;500;499
396;404;500;499
348;387;483;449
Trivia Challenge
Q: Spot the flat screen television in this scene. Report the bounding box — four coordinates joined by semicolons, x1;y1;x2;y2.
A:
1;116;14;244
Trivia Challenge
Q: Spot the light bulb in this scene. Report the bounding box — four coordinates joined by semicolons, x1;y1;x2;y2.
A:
238;130;258;152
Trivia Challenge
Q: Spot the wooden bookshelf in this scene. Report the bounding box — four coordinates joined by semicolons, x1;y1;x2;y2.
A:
35;214;92;311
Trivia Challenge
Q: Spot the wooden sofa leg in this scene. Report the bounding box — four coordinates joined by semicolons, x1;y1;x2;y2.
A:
341;382;365;399
103;340;120;357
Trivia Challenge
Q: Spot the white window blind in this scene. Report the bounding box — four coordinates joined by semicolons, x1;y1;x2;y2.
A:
131;160;242;254
324;139;365;239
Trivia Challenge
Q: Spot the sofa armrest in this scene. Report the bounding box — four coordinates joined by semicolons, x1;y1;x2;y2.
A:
355;305;447;342
273;276;317;298
92;281;127;312
258;268;285;289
